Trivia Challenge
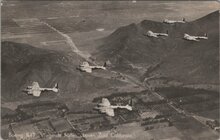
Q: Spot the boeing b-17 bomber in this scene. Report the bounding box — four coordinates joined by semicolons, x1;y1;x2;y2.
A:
94;98;133;116
23;82;59;97
145;30;169;38
163;18;186;24
183;33;208;41
78;61;107;73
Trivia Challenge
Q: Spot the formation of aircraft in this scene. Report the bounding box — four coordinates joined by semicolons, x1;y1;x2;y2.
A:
78;61;106;73
145;30;168;38
144;17;208;42
183;33;208;41
94;98;132;117
163;18;186;24
145;30;208;42
23;82;59;97
22;15;208;102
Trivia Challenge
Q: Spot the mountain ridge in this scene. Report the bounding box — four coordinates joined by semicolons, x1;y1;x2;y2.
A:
94;10;219;84
1;41;126;101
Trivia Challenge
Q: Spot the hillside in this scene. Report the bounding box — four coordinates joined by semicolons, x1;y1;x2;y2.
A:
1;41;125;101
94;11;219;84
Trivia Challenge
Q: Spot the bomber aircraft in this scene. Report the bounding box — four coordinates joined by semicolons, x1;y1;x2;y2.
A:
145;30;168;38
23;82;58;97
163;18;186;24
78;61;106;73
183;33;208;41
94;98;132;117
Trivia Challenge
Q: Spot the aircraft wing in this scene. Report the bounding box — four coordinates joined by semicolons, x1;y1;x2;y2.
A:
32;82;40;88
32;90;41;97
105;108;115;116
85;68;92;73
192;38;200;41
102;98;111;106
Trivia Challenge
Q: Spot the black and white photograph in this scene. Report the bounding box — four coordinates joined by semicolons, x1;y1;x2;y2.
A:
1;1;220;140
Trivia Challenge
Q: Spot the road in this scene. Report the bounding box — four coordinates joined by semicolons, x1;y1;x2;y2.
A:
41;20;91;60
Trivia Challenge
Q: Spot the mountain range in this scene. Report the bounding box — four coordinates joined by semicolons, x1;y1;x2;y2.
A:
2;11;219;101
2;41;125;101
94;10;219;84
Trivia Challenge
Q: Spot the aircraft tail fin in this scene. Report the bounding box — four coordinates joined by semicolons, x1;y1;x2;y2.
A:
204;33;208;37
52;83;59;92
166;30;169;34
183;18;185;22
54;83;58;89
129;98;133;106
103;62;107;67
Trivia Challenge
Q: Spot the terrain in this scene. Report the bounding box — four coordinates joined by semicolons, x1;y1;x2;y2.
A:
94;11;219;85
1;41;130;102
1;1;219;140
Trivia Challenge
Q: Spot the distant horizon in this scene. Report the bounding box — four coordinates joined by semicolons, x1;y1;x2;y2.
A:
2;1;219;28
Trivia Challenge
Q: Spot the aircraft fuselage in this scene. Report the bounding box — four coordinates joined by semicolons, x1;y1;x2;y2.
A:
146;31;168;38
97;104;132;111
184;33;208;41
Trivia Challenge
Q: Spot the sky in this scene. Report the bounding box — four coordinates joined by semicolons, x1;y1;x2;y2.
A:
2;1;219;20
2;1;220;31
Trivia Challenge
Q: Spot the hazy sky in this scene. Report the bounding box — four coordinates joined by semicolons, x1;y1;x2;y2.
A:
2;1;219;30
3;1;219;20
52;1;220;21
